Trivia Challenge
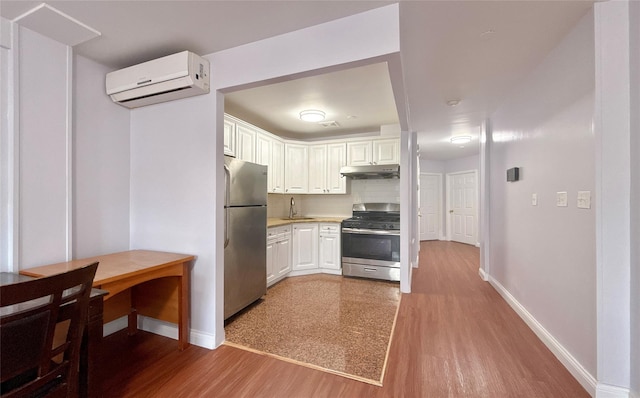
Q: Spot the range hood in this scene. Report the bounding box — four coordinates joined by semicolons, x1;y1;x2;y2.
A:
340;164;400;179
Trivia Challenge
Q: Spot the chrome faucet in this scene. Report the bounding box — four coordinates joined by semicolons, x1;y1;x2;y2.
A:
289;197;297;219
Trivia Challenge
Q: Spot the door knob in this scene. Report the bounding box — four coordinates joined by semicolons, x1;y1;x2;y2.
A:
449;210;454;214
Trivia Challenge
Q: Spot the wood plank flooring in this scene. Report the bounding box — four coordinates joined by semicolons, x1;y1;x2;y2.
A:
100;241;589;397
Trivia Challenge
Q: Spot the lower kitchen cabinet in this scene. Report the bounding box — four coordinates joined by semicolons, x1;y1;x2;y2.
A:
319;223;341;270
267;225;292;287
269;222;341;284
292;223;318;271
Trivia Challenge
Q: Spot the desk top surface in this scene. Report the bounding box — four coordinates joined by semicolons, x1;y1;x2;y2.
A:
20;250;195;286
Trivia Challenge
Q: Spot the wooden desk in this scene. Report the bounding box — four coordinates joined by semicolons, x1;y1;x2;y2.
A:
21;250;194;351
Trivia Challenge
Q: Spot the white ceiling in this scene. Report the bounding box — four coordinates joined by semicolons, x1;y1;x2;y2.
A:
1;1;595;161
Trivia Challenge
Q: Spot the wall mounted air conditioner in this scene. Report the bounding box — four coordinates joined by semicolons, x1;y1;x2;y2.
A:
105;51;210;109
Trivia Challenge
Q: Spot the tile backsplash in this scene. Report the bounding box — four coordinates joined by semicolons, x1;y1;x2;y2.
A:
267;179;400;218
351;179;400;204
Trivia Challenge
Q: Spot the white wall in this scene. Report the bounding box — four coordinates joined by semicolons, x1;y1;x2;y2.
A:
631;1;640;395
594;1;636;396
445;154;479;174
489;10;596;392
18;26;71;268
73;55;130;258
129;92;218;347
1;17;13;271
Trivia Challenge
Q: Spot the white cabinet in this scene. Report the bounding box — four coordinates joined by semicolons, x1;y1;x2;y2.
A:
308;145;327;194
347;138;399;166
235;123;256;162
223;118;236;157
308;143;346;194
327;143;347;193
255;131;271;167
319;223;341;270
373;138;400;165
267;225;291;286
347;141;373;166
292;223;318;271
285;143;308;194
270;139;285;193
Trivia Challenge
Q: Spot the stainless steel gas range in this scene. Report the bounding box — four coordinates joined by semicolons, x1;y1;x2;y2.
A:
341;203;400;282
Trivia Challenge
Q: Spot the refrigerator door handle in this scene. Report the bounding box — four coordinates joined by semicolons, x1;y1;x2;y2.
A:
224;164;231;248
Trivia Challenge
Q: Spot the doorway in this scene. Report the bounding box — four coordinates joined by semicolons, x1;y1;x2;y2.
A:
446;170;478;246
419;173;441;241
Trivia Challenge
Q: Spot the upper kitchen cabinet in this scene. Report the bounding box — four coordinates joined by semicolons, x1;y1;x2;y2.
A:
373;138;400;165
284;143;308;194
223;118;236;157
347;138;399;166
270;139;285;193
223;114;255;162
256;130;285;194
235;123;256;163
309;143;346;194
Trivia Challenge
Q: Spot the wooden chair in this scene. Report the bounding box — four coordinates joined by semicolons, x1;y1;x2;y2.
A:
0;262;98;398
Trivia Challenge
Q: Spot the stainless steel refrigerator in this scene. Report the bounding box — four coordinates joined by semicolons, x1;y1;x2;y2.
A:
224;156;267;319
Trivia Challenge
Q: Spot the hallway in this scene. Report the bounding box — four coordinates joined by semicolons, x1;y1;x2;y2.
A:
100;241;588;397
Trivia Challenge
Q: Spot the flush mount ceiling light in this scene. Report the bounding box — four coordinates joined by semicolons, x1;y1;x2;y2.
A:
299;110;325;122
450;136;472;145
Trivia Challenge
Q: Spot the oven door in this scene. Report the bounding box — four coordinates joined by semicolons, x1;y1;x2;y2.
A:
341;227;400;267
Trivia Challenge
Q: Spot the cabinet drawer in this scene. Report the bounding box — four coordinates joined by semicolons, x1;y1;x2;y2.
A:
319;223;340;234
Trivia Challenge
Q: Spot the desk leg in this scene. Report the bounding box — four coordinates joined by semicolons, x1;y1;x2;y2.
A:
178;262;190;350
127;309;138;336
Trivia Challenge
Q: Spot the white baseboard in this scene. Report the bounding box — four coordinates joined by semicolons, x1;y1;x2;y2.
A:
103;316;127;337
478;267;488;281
596;384;631;398
488;276;597;396
104;315;217;350
138;315;218;350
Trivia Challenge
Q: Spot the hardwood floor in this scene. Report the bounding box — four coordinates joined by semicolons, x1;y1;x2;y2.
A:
100;241;589;397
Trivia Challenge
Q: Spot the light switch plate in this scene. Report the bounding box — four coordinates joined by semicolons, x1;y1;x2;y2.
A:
557;192;568;207
577;191;591;209
532;193;538;206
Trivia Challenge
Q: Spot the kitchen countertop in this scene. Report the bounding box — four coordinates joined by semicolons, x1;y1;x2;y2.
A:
267;217;347;228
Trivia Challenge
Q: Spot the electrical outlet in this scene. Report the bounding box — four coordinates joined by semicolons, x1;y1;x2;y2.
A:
577;191;591;209
531;193;538;206
556;192;568;207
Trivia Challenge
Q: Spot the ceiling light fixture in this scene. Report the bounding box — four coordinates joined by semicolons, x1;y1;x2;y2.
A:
450;136;472;145
299;110;325;122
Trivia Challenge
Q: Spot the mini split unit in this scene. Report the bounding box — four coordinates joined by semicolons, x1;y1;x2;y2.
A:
105;51;210;108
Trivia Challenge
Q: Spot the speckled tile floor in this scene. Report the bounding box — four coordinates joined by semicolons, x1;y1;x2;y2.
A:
224;274;401;383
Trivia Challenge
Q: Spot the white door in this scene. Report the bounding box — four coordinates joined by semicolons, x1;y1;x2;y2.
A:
420;174;440;241
448;171;477;246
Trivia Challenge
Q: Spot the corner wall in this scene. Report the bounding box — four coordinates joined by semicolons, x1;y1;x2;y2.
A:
73;55;130;258
489;10;596;392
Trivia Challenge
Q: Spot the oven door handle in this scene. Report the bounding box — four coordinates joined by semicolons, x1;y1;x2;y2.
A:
342;227;400;236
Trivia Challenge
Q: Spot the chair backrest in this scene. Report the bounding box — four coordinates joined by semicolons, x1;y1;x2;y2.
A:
0;262;98;398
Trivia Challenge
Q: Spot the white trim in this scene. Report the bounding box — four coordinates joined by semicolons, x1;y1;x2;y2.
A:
488;275;597;396
189;328;217;350
12;3;101;37
103;316;127;337
9;23;19;272
65;45;73;260
478;267;488;281
103;315;217;350
595;384;631;398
